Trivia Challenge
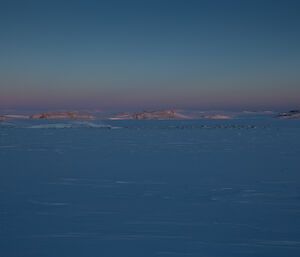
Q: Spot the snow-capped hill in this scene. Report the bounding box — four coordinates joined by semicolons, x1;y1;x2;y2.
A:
30;111;95;120
110;110;191;120
276;110;300;119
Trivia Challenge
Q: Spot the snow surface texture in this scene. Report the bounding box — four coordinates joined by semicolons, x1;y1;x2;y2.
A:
1;118;300;257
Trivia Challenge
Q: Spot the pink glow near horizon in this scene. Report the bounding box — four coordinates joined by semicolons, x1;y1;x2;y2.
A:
1;87;299;109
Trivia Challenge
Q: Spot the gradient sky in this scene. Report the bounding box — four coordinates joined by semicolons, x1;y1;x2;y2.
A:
1;0;300;110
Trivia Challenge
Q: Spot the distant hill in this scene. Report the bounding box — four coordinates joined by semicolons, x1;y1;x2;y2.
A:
30;111;95;120
0;115;29;120
203;114;232;119
275;110;300;119
110;110;191;120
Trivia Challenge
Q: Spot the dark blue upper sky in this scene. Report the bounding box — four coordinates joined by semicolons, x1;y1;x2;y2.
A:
1;0;300;109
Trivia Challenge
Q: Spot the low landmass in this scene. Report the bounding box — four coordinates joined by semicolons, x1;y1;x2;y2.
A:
1;109;300;121
203;114;232;119
276;110;300;119
30;111;95;120
0;115;29;120
242;110;274;114
109;110;191;120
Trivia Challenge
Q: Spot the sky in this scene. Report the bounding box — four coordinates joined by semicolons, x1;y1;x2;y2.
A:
0;0;300;110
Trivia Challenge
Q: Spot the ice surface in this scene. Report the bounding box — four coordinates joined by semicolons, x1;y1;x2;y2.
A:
1;118;300;257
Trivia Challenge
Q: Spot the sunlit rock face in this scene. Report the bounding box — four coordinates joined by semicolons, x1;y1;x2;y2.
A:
203;114;232;119
0;115;29;120
276;110;300;119
30;111;95;120
110;110;191;120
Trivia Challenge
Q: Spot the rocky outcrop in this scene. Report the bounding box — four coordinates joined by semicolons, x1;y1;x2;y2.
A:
276;110;300;119
30;111;94;120
110;110;191;120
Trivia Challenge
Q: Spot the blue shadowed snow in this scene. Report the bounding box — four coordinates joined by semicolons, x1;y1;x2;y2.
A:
1;119;300;257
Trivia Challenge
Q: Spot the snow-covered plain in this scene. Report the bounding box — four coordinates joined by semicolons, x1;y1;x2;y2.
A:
1;118;300;257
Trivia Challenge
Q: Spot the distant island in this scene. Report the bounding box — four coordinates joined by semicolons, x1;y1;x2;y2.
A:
109;110;191;120
0;109;299;121
30;111;95;120
275;110;300;119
